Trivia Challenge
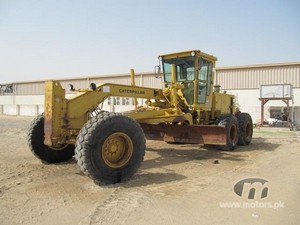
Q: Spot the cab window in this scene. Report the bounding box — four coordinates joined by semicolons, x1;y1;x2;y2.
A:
163;56;195;82
198;58;213;104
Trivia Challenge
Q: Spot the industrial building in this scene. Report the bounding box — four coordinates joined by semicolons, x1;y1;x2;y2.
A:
1;62;300;126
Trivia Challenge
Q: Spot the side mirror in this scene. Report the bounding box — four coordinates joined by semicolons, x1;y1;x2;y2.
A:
154;65;161;78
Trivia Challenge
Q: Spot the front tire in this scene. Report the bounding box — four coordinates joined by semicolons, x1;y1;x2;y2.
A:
27;113;75;164
75;113;145;184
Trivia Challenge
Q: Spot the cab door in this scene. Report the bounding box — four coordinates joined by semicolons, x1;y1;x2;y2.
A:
197;58;213;107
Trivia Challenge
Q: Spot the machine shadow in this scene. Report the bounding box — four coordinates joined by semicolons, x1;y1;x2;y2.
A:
141;147;243;171
120;146;241;188
141;137;279;171
234;137;281;153
125;172;187;188
77;137;280;187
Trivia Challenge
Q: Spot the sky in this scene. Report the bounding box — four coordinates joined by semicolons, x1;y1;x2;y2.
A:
0;0;299;83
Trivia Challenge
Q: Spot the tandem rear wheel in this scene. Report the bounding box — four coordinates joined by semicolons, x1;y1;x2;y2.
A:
217;114;239;151
236;112;253;146
215;113;253;151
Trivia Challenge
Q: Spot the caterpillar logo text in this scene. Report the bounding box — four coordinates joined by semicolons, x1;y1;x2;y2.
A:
119;89;146;95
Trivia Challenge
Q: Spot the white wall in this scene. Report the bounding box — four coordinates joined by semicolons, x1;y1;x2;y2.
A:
227;88;300;123
0;96;14;104
294;107;300;127
1;89;299;126
14;95;44;105
0;95;44;116
0;95;143;116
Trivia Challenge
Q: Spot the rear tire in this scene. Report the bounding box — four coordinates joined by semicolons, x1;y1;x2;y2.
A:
75;113;145;184
27;113;75;164
236;113;253;145
217;114;239;151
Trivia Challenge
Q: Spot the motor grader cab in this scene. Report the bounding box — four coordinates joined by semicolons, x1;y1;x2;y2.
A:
160;50;229;118
27;50;253;185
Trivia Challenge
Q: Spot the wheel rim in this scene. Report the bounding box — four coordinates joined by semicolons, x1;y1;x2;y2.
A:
102;132;133;168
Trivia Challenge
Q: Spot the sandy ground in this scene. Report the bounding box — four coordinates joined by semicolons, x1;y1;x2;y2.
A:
0;115;300;225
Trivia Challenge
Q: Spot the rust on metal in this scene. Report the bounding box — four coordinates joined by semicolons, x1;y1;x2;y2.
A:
140;123;227;145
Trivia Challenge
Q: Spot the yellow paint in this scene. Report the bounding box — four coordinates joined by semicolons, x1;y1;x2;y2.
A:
43;50;235;147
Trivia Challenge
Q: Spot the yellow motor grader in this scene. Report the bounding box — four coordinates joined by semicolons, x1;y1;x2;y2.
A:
27;50;253;184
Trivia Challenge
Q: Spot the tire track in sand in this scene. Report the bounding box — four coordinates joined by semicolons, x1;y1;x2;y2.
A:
82;186;148;225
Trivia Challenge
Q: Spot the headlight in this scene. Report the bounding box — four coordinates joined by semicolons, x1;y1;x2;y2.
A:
68;84;74;91
90;83;96;91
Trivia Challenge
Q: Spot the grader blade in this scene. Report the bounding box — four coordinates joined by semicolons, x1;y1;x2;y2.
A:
140;124;227;145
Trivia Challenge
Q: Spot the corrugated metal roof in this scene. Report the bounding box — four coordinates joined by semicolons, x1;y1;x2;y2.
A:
215;62;300;89
2;61;300;95
217;61;300;70
6;71;156;85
